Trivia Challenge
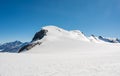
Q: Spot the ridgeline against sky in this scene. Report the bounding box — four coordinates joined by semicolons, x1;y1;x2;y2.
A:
0;0;120;42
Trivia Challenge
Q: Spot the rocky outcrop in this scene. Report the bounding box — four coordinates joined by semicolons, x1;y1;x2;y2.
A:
18;29;48;53
98;36;120;43
32;29;48;42
18;42;41;53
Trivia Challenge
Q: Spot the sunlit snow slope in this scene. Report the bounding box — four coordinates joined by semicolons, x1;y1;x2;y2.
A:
0;25;120;76
21;26;120;53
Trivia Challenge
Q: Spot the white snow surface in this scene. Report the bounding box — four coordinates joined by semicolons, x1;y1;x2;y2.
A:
41;26;89;42
0;25;120;76
88;35;106;43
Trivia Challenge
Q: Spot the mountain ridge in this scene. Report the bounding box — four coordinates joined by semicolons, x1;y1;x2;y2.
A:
0;25;120;53
18;25;120;53
0;41;28;53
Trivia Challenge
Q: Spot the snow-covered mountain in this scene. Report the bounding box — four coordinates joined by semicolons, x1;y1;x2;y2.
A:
98;36;120;43
88;35;120;43
18;26;90;52
0;41;28;53
18;25;120;53
1;25;120;76
0;26;119;53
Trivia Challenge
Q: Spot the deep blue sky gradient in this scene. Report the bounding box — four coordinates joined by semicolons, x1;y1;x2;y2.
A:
0;0;120;43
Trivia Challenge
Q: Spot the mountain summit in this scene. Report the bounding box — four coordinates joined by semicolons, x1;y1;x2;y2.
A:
18;26;90;52
18;25;120;53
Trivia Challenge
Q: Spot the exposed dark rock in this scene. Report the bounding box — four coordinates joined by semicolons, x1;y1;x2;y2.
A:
32;29;48;42
91;34;97;40
98;36;103;39
116;38;120;43
98;36;120;43
18;29;48;53
18;42;41;53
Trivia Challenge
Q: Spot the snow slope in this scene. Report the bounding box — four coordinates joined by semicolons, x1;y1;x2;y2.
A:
0;43;120;76
40;26;89;42
18;26;90;53
88;35;106;43
22;26;119;53
0;25;120;76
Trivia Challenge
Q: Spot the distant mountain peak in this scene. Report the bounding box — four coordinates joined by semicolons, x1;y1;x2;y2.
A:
98;36;120;43
1;25;119;53
0;41;24;53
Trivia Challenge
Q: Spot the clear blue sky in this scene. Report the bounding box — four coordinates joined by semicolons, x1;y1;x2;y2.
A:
0;0;120;43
